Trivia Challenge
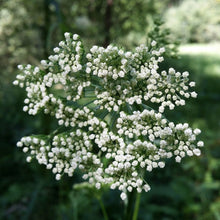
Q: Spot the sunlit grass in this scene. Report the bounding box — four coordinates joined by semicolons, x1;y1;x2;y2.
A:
179;43;220;57
179;44;220;77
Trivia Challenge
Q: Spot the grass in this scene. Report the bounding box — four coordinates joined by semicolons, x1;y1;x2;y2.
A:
179;43;220;57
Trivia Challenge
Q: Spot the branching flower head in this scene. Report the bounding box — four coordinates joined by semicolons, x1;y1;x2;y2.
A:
14;32;203;200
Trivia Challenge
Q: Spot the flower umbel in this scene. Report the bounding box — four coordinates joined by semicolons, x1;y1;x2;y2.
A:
14;33;203;200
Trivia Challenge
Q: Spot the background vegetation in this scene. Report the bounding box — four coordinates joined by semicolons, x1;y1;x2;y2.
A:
164;0;220;43
0;0;219;219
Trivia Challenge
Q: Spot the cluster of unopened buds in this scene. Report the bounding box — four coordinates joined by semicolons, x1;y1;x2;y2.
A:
14;32;203;200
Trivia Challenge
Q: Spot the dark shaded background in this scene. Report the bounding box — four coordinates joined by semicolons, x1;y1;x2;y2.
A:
0;0;220;219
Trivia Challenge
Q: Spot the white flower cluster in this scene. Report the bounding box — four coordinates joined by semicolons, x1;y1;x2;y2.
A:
13;33;89;115
14;32;203;200
87;41;197;113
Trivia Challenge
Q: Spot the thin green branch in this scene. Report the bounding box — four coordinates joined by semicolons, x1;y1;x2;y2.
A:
97;197;109;220
132;192;141;220
123;190;135;220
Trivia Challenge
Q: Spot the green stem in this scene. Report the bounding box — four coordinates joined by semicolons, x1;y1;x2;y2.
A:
132;192;141;220
98;197;109;220
124;190;135;220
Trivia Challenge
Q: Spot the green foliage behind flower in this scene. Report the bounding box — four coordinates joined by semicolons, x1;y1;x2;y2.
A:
0;0;43;79
164;0;220;43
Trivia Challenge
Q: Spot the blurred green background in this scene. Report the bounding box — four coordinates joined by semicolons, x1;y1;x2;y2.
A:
0;0;220;219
